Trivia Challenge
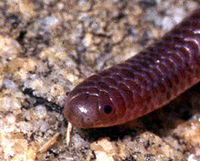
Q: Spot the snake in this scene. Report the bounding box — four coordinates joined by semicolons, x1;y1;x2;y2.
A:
64;7;200;128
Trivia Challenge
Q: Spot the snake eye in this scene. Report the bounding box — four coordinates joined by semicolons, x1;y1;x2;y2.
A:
104;105;113;114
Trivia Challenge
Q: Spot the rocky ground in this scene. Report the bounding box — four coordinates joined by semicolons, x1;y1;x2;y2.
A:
0;0;200;160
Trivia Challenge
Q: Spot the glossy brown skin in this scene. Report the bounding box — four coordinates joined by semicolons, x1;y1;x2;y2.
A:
64;8;200;128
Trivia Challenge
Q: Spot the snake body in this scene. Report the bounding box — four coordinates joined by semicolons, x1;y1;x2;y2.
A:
64;8;200;128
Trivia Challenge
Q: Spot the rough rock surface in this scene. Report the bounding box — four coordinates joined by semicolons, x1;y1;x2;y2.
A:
0;0;199;160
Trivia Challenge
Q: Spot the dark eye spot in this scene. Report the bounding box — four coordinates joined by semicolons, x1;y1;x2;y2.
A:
104;105;112;114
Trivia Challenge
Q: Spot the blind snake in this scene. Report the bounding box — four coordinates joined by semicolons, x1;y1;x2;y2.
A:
64;7;200;128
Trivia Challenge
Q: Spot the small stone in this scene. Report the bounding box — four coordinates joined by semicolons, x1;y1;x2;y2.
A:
37;17;59;31
34;105;47;119
82;33;93;47
4;79;17;90
90;138;118;161
0;36;21;62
